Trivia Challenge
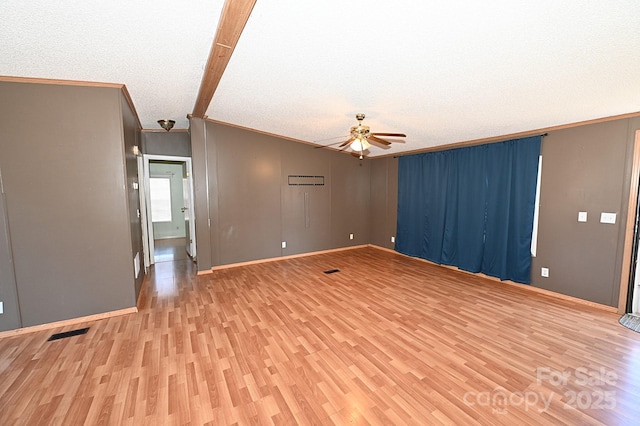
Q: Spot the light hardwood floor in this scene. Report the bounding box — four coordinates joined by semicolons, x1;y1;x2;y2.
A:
154;238;188;263
1;247;639;425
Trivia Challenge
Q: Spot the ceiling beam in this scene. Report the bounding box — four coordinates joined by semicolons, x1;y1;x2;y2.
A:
191;0;257;118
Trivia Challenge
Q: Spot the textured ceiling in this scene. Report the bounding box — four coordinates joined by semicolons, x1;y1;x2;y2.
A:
0;0;223;131
2;1;640;156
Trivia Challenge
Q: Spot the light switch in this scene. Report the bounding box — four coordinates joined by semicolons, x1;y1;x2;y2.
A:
578;212;587;222
600;212;617;224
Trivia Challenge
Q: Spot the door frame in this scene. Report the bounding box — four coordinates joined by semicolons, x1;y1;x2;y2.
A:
618;130;640;313
141;154;196;266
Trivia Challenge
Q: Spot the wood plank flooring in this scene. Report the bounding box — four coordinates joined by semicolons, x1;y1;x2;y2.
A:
1;247;639;425
154;238;188;263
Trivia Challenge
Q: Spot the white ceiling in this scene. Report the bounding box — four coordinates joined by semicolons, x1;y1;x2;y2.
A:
2;1;640;156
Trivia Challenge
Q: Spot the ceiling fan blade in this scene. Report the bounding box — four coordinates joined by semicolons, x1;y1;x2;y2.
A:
313;134;352;148
314;140;345;149
368;135;392;146
372;132;407;138
368;139;392;149
338;137;355;148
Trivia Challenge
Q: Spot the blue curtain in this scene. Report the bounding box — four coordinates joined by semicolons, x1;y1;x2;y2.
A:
396;136;541;284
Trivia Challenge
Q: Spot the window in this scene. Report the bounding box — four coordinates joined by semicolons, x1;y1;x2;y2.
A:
150;177;172;222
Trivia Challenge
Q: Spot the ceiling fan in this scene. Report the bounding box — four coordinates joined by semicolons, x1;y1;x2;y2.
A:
317;113;406;159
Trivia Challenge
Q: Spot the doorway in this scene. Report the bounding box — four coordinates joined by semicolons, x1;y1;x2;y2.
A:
140;155;196;267
621;130;640;315
629;180;640;315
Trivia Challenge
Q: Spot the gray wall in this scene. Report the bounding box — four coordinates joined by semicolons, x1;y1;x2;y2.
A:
331;153;372;247
189;119;213;270
190;119;371;270
0;182;21;331
531;117;640;306
370;157;398;250
0;80;138;329
142;131;191;157
121;94;145;300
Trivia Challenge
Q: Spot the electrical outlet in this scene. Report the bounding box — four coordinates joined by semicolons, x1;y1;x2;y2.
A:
391;236;395;243
600;212;616;224
281;241;286;249
578;211;587;222
349;233;354;240
0;301;4;314
541;267;549;278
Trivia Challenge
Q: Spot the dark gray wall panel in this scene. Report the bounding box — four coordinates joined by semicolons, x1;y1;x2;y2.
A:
142;131;191;157
195;122;376;267
121;94;144;299
213;124;282;264
0;81;136;326
281;141;332;255
386;158;399;248
330;154;371;247
531;119;636;306
370;157;398;249
189;119;213;270
0;182;21;331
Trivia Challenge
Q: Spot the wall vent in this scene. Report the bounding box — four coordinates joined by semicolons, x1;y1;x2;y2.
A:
47;327;89;341
288;175;324;186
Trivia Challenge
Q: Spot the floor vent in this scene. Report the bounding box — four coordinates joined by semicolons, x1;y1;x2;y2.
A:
47;327;89;341
324;269;340;274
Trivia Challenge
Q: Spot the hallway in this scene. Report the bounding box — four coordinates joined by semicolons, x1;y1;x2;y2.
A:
154;238;188;263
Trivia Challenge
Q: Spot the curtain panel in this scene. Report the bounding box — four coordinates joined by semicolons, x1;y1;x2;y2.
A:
396;136;541;284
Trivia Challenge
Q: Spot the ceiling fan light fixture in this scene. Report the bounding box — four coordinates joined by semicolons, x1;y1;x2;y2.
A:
157;119;175;131
350;137;370;152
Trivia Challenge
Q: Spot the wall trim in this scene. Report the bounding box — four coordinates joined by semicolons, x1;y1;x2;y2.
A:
205;111;640;160
368;245;618;313
376;111;640;159
0;307;138;339
200;245;369;273
205;117;327;149
618;130;640;314
0;75;124;88
120;84;143;130
0;75;143;130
